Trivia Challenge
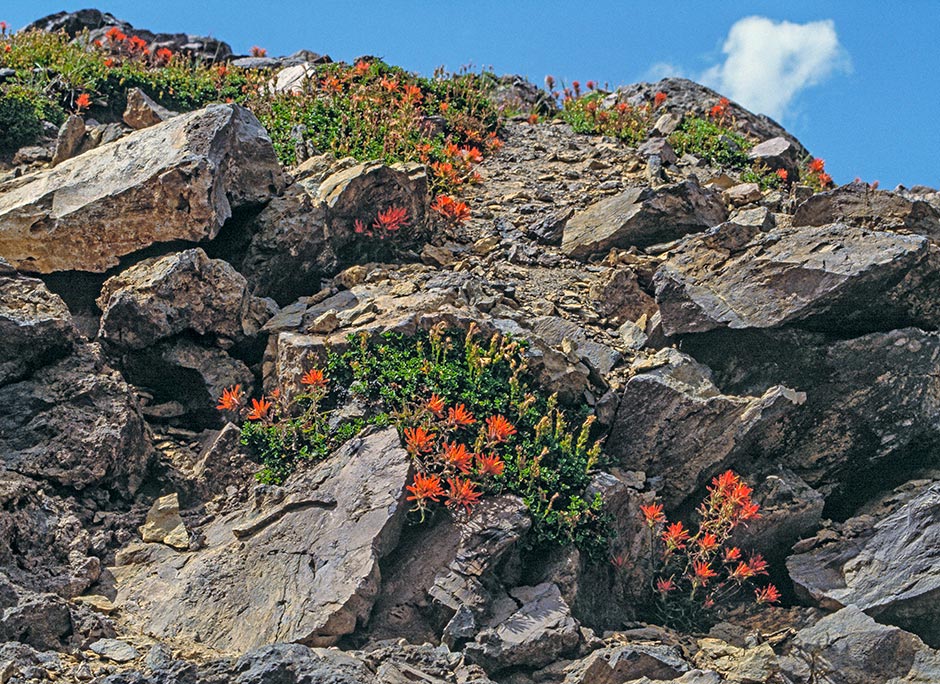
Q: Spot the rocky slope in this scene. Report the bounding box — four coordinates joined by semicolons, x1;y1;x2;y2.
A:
2;10;940;684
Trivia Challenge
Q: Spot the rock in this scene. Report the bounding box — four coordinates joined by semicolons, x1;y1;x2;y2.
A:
229;644;372;684
654;223;931;336
528;209;573;245
778;606;940;684
793;182;940;236
747;136;801;179
0;104;285;274
270;62;316;95
139;493;190;550
589;268;657;326
530;316;622;379
787;483;940;646
723;182;762;206
637;137;678;165
693;638;777;684
89;639;140;663
607;349;802;506
52;114;86;166
564;644;690;684
12;145;51;165
123;87;178;129
97;248;253;349
0;343;151;495
731;470;824;556
0;578;72;651
422;243;456;268
464;583;581;673
0;269;79;386
113;427;412;650
562;179;727;259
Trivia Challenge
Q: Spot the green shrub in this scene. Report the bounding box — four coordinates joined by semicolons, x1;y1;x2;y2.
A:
669;116;752;169
0;87;45;151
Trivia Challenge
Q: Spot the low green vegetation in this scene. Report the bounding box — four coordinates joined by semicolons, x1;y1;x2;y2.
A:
668;115;753;169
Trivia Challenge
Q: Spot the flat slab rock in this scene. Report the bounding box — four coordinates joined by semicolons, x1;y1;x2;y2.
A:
112;427;411;651
788;482;940;647
654;222;930;336
0;103;285;274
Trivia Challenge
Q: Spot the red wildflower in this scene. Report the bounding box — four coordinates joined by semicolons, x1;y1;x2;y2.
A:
486;414;517;443
572;80;581;96
439;101;449;113
402;84;423;101
755;584;781;604
447;404;476;427
818;172;833;187
373;206;410;233
662;521;690;550
354;219;368;235
75;93;92;111
476;452;505;476
250;46;267;57
354;60;370;75
461;146;483;164
723;547;742;563
611;554;627;569
730;561;755;580
656;577;676;594
0;21;7;33
654;91;668;108
441;442;473;473
155;47;173;63
445;477;482;514
432;195;471;223
712;470;739;495
404;427;436;455
104;58;115;68
216;384;244;411
128;35;148;52
586;80;596;90
692;560;718;585
808;157;826;173
300;368;328;390
426;394;445;417
739;499;761;521
527;113;539;125
640;502;666;527
105;27;126;43
748;554;769;575
698;532;719;553
246;397;272;421
407;472;445;504
380;76;398;92
775;168;788;181
545;75;555;90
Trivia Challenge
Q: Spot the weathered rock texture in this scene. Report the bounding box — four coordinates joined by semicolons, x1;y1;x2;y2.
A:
0;104;285;273
113;427;411;650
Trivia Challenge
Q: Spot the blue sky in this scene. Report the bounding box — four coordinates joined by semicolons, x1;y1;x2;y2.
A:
6;1;938;189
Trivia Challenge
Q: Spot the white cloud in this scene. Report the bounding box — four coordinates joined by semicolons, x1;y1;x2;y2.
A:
646;62;685;81
700;16;850;121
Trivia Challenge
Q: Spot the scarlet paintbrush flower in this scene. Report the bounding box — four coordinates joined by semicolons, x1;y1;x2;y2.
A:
155;47;173;62
432;195;471;223
380;76;398;92
426;394;445;417
250;45;267;57
723;547;742;563
461;146;483;164
246;397;273;421
106;27;126;42
216;384;244;411
441;442;473;473
0;21;7;33
818;172;833;187
739;499;761;521
640;502;666;527
808;158;825;173
730;561;755;580
712;470;739;495
486;414;517;443
545;75;555;90
698;532;719;553
402;84;423;101
445;477;482;514
353;219;368;235
447;404;476;427
75;93;92;111
354;60;370;75
662;521;690;550
476;452;505;476
300;368;328;390
373;206;409;233
755;584;781;604
692;560;718;585
654;91;668;108
611;554;627;569
775;168;788;181
656;577;676;594
404;427;436;454
128;35;148;52
407;472;445;504
748;554;769;575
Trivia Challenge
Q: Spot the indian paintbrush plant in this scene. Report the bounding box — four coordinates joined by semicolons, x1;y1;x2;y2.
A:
215;323;609;556
639;470;781;631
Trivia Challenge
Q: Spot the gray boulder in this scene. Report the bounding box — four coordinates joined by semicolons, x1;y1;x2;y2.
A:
747;136;801;179
123;87;178;130
112;427;411;650
788;483;940;647
0;104;285;274
793;182;940;236
562;179;727;259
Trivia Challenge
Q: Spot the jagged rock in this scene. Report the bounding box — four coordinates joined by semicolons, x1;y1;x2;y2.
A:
123;87;178;130
0;268;79;386
368;495;531;645
793;182;940;236
529;316;622;379
693;638;778;683
89;639;140;663
0;104;285;274
788;483;940;646
685;328;940;501
723;182;762;206
562;179;727;259
464;583;581;672
270;62;317;95
731;470;824;556
240;161;427;304
113;427;411;650
654;223;932;336
97;248;254;349
0;576;72;651
607;349;802;506
589;268;657;326
778;606;940;684
747;136;801;179
563;644;690;683
227;644;372;684
26;10;233;62
12;145;51;165
139;493;190;550
0;343;151;495
52;114;86;166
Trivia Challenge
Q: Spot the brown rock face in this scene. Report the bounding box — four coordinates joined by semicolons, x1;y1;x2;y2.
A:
0;104;285;274
112;427;411;650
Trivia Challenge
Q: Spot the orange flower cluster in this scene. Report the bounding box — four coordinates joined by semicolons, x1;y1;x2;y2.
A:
709;96;730;121
74;93;92;112
431;195;471;223
216;364;330;424
353;205;410;240
637;469;780;627
401;395;517;519
804;157;833;189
